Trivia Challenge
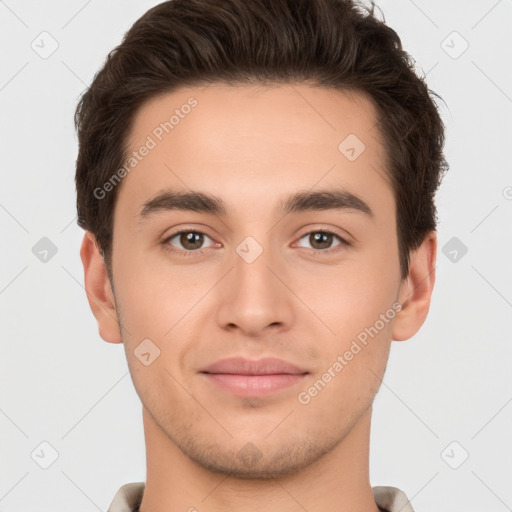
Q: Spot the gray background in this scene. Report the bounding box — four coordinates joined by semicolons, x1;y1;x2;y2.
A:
1;0;511;510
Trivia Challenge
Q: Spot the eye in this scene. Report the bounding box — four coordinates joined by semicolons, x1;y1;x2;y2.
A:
295;229;349;252
161;228;350;257
163;230;217;254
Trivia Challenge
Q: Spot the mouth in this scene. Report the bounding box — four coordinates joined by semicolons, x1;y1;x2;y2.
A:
199;357;309;397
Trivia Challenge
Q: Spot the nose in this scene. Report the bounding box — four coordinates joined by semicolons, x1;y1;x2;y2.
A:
215;237;295;337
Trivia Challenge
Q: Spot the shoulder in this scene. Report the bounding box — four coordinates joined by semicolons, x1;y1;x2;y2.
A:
372;485;415;512
107;482;145;512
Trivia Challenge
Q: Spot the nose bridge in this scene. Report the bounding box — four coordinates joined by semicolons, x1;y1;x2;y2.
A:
233;232;281;300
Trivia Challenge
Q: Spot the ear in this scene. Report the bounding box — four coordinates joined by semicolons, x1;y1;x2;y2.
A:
80;231;123;344
392;231;437;341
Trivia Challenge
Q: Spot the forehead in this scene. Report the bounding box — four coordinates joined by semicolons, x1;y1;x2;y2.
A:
117;83;392;221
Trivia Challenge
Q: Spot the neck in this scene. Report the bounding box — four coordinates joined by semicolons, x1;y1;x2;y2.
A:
138;405;381;512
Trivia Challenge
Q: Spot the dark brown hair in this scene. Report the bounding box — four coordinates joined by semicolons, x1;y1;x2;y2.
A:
74;0;448;279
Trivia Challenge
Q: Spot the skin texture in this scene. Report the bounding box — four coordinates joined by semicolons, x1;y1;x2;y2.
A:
80;83;436;512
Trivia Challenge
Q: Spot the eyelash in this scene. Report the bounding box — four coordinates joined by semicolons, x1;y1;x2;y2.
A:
161;228;350;257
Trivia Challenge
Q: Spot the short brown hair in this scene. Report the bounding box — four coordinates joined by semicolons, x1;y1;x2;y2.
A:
74;0;448;279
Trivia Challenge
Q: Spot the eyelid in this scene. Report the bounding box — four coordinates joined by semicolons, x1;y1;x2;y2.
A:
294;222;353;242
161;225;351;256
293;227;350;251
162;228;219;254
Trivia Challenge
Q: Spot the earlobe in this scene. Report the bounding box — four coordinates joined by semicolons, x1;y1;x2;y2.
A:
80;231;123;344
392;231;437;342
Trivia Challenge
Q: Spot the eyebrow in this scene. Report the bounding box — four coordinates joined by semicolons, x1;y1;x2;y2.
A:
137;187;374;222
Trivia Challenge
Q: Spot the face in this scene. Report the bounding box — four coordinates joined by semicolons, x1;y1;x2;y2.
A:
105;83;407;477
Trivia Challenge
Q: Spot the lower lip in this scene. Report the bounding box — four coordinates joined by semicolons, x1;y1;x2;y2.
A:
201;373;307;397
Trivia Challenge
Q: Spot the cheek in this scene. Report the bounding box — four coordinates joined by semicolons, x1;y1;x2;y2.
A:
296;346;387;428
296;289;394;417
113;259;218;391
113;247;210;335
294;243;399;379
299;254;399;337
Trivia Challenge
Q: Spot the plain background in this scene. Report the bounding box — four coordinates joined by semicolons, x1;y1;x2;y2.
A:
1;0;511;510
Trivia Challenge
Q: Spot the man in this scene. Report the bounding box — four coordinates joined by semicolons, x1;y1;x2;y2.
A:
75;0;448;510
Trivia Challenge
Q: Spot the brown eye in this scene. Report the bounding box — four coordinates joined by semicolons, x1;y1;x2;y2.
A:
165;231;213;252
297;230;348;251
179;232;204;250
310;232;333;250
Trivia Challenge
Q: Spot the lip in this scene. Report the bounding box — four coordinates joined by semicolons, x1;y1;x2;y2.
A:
200;357;309;397
201;357;308;375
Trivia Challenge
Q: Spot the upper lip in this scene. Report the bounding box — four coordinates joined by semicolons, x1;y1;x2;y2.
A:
201;357;308;375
